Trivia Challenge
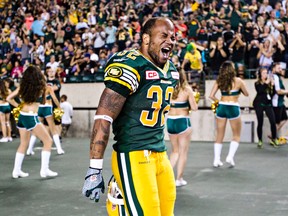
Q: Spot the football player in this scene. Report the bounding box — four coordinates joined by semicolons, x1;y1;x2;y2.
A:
82;17;178;215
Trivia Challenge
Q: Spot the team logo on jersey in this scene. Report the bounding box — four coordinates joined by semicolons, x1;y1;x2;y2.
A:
107;67;123;77
146;71;159;80
171;71;179;79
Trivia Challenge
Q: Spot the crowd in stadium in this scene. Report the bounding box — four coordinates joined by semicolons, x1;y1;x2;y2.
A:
0;0;288;82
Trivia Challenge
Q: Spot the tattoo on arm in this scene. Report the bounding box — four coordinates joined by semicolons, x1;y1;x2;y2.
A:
100;89;126;115
90;120;111;159
90;88;126;159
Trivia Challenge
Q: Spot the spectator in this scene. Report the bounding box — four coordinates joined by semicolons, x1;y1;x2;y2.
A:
24;12;34;31
55;23;65;47
258;0;273;15
209;36;229;79
272;33;286;64
11;60;24;79
247;28;262;71
70;49;83;76
82;28;94;48
175;18;188;40
87;46;99;62
98;49;108;70
107;44;118;60
0;67;8;79
73;33;83;48
33;57;44;72
87;6;97;27
222;23;235;46
181;42;203;83
61;50;72;73
75;16;89;32
182;0;192;16
93;25;106;55
31;39;44;63
116;19;131;51
31;14;45;37
229;32;246;78
197;19;209;45
171;54;181;71
266;10;282;40
257;39;274;67
2;0;288;84
283;22;288;64
80;53;97;76
56;64;66;83
21;36;33;65
60;94;73;138
41;8;50;22
256;15;266;33
9;26;17;49
228;1;242;32
46;55;59;73
43;22;56;43
253;67;277;148
105;19;117;50
68;8;78;26
272;62;288;137
13;39;23;60
63;20;76;42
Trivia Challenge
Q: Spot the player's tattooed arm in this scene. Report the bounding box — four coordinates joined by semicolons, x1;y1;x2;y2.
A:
90;88;126;159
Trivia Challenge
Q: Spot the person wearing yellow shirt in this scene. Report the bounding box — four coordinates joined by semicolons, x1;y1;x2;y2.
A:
181;42;203;83
191;0;199;12
68;10;78;25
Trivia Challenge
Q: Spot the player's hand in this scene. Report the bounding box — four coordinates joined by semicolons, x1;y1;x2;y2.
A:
82;168;105;202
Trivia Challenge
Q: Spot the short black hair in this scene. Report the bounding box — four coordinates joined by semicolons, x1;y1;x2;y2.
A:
141;18;158;37
141;17;171;37
61;94;67;101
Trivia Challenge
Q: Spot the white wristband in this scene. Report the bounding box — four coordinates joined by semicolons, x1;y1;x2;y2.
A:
94;115;113;124
90;159;103;169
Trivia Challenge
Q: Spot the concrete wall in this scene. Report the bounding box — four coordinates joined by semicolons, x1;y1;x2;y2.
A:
62;80;288;143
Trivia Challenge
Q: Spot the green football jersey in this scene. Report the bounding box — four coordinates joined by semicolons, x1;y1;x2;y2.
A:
104;49;179;153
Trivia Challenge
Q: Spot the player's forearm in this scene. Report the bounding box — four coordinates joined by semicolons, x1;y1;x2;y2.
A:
89;88;126;159
90;119;111;159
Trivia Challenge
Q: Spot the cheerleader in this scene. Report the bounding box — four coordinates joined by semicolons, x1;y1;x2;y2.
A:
0;79;12;142
26;82;64;155
209;61;249;167
7;65;58;178
167;70;198;186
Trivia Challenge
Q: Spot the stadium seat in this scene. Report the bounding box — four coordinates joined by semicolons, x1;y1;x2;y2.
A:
95;72;104;82
82;75;95;82
66;76;81;83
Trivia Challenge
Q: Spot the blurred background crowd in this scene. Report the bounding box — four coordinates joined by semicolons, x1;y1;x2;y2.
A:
1;0;288;84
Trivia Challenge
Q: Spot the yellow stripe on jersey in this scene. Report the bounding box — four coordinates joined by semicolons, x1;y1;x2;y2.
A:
162;61;170;74
104;77;133;92
105;63;141;82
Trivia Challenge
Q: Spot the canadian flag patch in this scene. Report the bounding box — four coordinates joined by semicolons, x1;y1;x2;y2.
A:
146;71;159;80
171;72;179;79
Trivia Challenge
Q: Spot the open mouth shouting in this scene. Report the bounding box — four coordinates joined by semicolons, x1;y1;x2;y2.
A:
161;46;172;60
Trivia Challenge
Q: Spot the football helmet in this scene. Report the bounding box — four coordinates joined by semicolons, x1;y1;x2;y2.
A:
106;176;127;216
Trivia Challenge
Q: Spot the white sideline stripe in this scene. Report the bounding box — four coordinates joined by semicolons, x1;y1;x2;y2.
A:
120;153;138;216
